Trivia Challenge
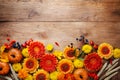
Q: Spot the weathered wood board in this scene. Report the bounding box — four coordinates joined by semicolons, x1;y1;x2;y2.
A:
0;22;120;47
0;1;120;21
0;0;120;2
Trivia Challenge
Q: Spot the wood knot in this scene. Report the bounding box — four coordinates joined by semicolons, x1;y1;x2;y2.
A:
28;10;39;18
37;32;48;39
112;9;120;16
40;0;43;3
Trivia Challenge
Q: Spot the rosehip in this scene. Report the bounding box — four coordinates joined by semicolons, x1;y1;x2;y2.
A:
90;40;94;46
94;44;98;49
22;44;26;47
6;37;10;41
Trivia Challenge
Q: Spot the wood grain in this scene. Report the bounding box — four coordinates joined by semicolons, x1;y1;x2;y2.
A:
0;1;120;21
0;0;120;3
0;0;120;79
0;22;120;48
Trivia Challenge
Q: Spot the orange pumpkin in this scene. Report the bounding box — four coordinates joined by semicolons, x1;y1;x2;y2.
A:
8;48;22;63
0;61;10;75
74;68;88;80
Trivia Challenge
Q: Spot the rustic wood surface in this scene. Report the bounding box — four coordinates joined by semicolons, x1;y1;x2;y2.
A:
0;1;120;21
0;0;120;80
0;22;120;48
0;0;120;3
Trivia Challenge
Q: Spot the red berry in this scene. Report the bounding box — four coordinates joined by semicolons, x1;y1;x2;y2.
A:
4;43;8;46
94;44;98;49
90;40;94;46
27;41;30;45
6;45;11;49
10;40;16;44
25;41;29;45
9;43;13;47
22;44;26;47
6;37;10;41
109;58;113;65
29;38;33;42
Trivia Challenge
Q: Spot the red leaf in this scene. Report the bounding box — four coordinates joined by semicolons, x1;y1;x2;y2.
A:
55;42;60;47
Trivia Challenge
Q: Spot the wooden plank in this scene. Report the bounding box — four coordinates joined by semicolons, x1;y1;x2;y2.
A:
0;22;120;48
0;2;120;21
0;0;120;3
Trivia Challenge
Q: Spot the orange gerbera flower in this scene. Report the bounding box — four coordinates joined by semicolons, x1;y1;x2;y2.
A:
64;47;75;60
98;43;113;59
0;53;9;62
57;59;74;74
40;54;58;72
57;72;65;80
18;69;28;79
58;73;75;80
23;58;39;73
33;69;49;80
28;42;45;59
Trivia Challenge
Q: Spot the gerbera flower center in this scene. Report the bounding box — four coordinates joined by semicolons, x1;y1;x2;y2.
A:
26;60;34;69
36;73;46;80
34;47;40;53
101;46;110;55
90;58;97;65
67;50;74;57
46;60;52;65
61;63;70;72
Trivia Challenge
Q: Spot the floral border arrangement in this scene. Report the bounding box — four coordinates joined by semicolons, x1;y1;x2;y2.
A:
0;35;120;80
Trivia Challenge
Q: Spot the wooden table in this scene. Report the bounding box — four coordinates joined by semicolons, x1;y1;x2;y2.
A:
0;0;120;80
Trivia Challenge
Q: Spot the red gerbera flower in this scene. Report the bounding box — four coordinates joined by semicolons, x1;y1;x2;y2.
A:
28;42;45;59
40;54;58;72
84;53;102;72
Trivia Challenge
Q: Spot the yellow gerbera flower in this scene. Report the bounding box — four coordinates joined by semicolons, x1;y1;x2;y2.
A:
46;44;54;51
12;63;22;72
82;44;92;54
113;48;120;58
23;58;39;73
50;71;59;80
73;59;84;68
24;74;33;80
53;50;63;60
0;53;9;62
0;45;6;54
57;59;74;74
64;47;75;60
98;43;113;59
33;69;49;80
22;48;29;57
